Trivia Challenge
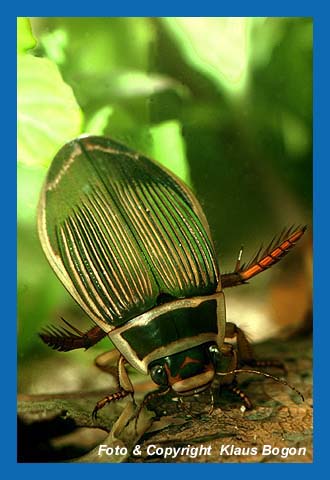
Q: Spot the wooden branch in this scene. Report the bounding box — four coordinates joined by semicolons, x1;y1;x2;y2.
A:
18;334;312;463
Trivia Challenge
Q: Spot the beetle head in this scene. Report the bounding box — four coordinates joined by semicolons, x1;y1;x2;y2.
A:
149;343;220;395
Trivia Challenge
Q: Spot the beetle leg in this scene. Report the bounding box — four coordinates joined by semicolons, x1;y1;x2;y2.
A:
39;320;106;352
117;355;135;396
178;396;191;414
221;226;306;288
217;342;253;409
225;322;254;364
208;389;215;414
249;358;287;372
94;349;121;385
92;354;135;419
225;322;286;372
218;342;239;385
227;383;253;410
92;389;131;420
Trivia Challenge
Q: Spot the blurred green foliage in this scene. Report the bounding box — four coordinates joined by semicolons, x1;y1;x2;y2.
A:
17;17;312;366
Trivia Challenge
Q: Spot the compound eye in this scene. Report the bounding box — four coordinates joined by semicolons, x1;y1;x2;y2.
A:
150;364;168;386
209;344;221;365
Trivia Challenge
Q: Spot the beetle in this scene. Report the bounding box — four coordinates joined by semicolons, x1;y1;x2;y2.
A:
38;135;306;417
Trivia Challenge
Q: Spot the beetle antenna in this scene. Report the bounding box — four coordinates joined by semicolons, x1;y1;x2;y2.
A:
216;369;304;402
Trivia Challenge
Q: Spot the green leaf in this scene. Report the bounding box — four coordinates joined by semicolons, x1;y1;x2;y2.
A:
108;71;189;99
149;120;191;185
161;17;252;95
18;55;83;167
40;29;68;65
85;105;114;135
17;17;36;53
17;163;46;224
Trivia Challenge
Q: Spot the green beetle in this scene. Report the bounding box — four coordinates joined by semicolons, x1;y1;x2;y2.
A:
38;135;305;416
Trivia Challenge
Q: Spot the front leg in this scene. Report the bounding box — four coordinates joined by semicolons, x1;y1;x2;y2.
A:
218;342;253;410
216;327;301;410
92;351;134;419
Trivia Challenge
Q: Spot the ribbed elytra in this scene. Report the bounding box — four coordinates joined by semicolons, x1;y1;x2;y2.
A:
38;135;306;416
39;136;219;330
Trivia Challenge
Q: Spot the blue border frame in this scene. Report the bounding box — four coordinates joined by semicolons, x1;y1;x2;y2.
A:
9;2;324;476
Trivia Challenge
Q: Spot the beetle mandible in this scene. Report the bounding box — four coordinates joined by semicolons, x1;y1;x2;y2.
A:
38;135;306;417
